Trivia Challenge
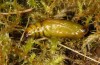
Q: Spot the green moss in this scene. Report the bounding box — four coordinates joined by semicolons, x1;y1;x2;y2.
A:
0;0;100;65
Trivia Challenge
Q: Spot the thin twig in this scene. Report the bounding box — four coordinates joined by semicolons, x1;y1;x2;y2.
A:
19;16;30;44
59;43;100;64
36;37;48;41
0;8;33;15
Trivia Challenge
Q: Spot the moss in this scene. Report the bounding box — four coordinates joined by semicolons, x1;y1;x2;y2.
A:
0;0;100;65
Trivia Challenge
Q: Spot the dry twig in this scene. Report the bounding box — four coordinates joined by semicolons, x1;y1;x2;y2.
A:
0;8;33;15
59;43;100;64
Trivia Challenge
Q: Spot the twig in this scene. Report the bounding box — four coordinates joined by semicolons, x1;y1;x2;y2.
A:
59;43;100;64
0;8;33;15
19;16;30;44
36;37;48;41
